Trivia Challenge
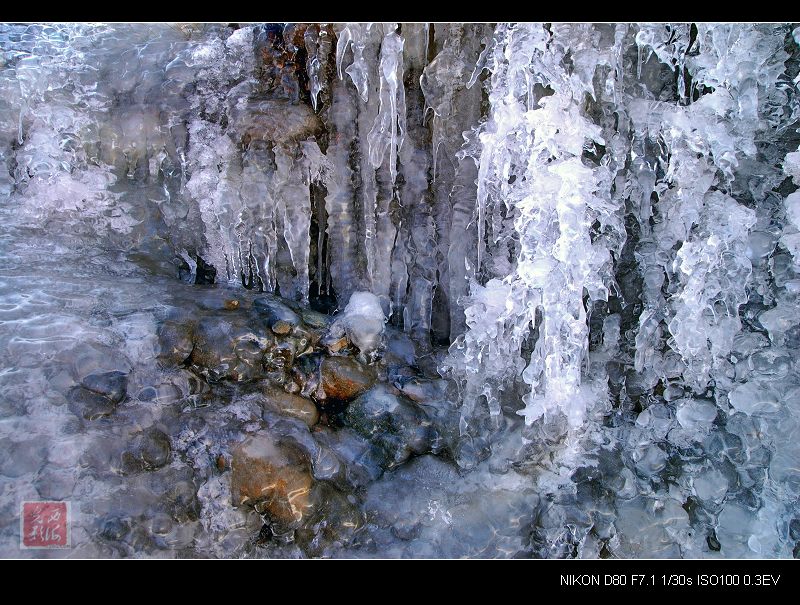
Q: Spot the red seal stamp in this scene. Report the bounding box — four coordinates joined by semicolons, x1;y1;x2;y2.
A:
20;501;70;549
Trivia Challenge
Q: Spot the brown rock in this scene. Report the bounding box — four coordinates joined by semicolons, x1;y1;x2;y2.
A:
157;320;194;366
216;454;227;472
320;356;376;402
271;320;293;336
327;336;348;353
224;299;240;310
230;434;314;527
262;386;319;427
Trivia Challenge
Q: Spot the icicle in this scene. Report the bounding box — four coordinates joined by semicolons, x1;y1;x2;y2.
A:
350;26;383;295
239;142;278;293
466;36;492;90
299;140;333;297
421;24;488;342
185;118;242;284
316;190;326;295
323;76;363;305
336;23;370;102
420;25;459;184
179;250;198;283
17;104;25;146
633;23;788;388
394;23;436;345
636;40;643;80
366;24;406;184
444;23;626;430
272;146;313;303
304;25;332;112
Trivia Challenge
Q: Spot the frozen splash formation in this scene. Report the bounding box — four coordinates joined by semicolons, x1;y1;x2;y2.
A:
1;22;800;559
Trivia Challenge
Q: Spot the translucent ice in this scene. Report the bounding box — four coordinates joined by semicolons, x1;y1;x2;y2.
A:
366;24;406;184
334;291;387;361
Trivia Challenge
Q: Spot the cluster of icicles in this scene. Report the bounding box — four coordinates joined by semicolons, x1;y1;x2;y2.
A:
5;22;800;438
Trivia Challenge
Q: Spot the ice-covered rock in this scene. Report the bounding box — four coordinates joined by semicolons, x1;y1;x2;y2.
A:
67;381;126;421
121;428;172;474
728;382;781;417
332;291;386;362
230;434;315;529
344;384;439;469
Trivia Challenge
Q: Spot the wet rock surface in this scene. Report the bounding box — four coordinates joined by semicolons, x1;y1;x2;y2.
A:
143;286;468;553
320;356;376;402
231;434;315;528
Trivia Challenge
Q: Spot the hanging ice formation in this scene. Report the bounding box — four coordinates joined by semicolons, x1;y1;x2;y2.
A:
7;22;798;421
442;24;628;431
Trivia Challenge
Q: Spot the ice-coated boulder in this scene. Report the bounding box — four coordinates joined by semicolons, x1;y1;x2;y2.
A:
334;291;387;362
230;434;315;528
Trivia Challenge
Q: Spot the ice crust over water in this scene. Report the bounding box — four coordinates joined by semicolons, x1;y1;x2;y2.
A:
1;22;799;559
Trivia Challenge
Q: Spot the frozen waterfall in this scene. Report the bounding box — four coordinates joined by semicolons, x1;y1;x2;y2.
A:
1;22;800;559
